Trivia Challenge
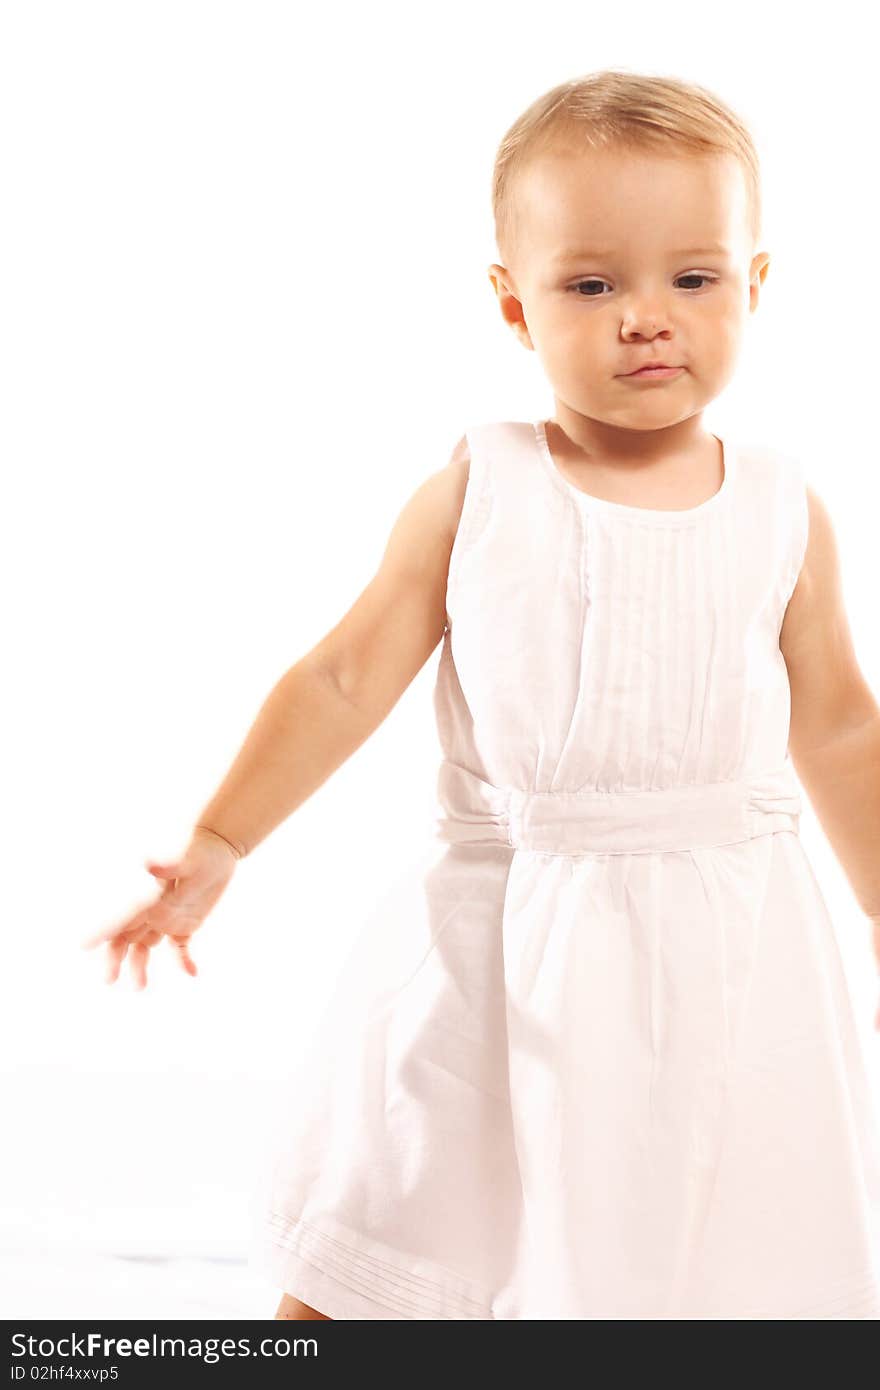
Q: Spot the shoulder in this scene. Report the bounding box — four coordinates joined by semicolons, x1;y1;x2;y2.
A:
444;431;471;496
780;484;837;646
427;432;471;545
803;483;836;569
379;434;471;571
785;484;837;617
781;480;876;756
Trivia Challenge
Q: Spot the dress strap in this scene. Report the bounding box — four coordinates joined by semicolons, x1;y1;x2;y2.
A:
445;421;573;622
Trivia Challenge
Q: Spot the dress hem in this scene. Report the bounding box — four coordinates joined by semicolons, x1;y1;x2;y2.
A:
251;1213;880;1320
727;1266;880;1320
253;1210;495;1320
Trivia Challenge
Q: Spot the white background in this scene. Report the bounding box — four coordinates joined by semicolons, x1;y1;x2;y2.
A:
2;0;878;1319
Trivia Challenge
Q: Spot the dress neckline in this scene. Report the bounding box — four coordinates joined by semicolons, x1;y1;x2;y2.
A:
532;419;736;528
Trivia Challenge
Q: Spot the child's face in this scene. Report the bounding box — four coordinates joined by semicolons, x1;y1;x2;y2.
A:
488;146;769;436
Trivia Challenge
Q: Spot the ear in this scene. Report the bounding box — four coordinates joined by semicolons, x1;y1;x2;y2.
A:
748;251;771;313
486;264;534;352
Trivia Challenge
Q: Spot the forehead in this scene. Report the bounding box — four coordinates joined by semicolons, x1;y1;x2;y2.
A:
517;146;747;262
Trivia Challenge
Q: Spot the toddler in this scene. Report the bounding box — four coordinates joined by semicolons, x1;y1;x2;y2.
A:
85;69;880;1320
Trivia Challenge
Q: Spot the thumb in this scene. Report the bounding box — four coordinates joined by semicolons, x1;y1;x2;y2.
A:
146;859;181;880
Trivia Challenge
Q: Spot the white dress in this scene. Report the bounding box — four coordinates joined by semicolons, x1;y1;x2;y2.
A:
248;419;880;1319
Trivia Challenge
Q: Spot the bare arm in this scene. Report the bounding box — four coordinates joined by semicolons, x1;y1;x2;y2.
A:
194;437;471;858
780;485;880;921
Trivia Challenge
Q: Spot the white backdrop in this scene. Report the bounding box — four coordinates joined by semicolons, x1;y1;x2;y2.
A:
2;0;878;1319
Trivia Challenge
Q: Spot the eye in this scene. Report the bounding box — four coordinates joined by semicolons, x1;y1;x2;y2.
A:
676;273;718;291
569;274;719;296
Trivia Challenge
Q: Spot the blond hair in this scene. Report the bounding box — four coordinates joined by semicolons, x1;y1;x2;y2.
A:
492;69;761;273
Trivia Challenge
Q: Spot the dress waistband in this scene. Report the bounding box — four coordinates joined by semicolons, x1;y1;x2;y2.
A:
434;760;802;855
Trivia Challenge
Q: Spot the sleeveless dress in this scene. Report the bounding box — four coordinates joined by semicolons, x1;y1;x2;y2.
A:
249;419;880;1319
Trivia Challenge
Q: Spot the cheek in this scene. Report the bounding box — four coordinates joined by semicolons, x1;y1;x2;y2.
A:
691;300;742;352
711;313;745;357
543;307;598;352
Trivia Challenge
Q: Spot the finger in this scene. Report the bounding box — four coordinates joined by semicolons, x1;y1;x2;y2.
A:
82;915;150;951
130;940;150;991
170;938;198;977
89;913;165;958
83;882;185;950
83;924;130;951
105;937;129;985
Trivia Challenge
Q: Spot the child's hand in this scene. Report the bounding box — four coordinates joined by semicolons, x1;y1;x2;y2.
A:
81;827;241;990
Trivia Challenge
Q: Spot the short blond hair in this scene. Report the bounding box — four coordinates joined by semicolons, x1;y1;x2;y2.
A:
492;69;761;273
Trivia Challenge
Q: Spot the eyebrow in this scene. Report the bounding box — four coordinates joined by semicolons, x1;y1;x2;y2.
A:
551;245;731;264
